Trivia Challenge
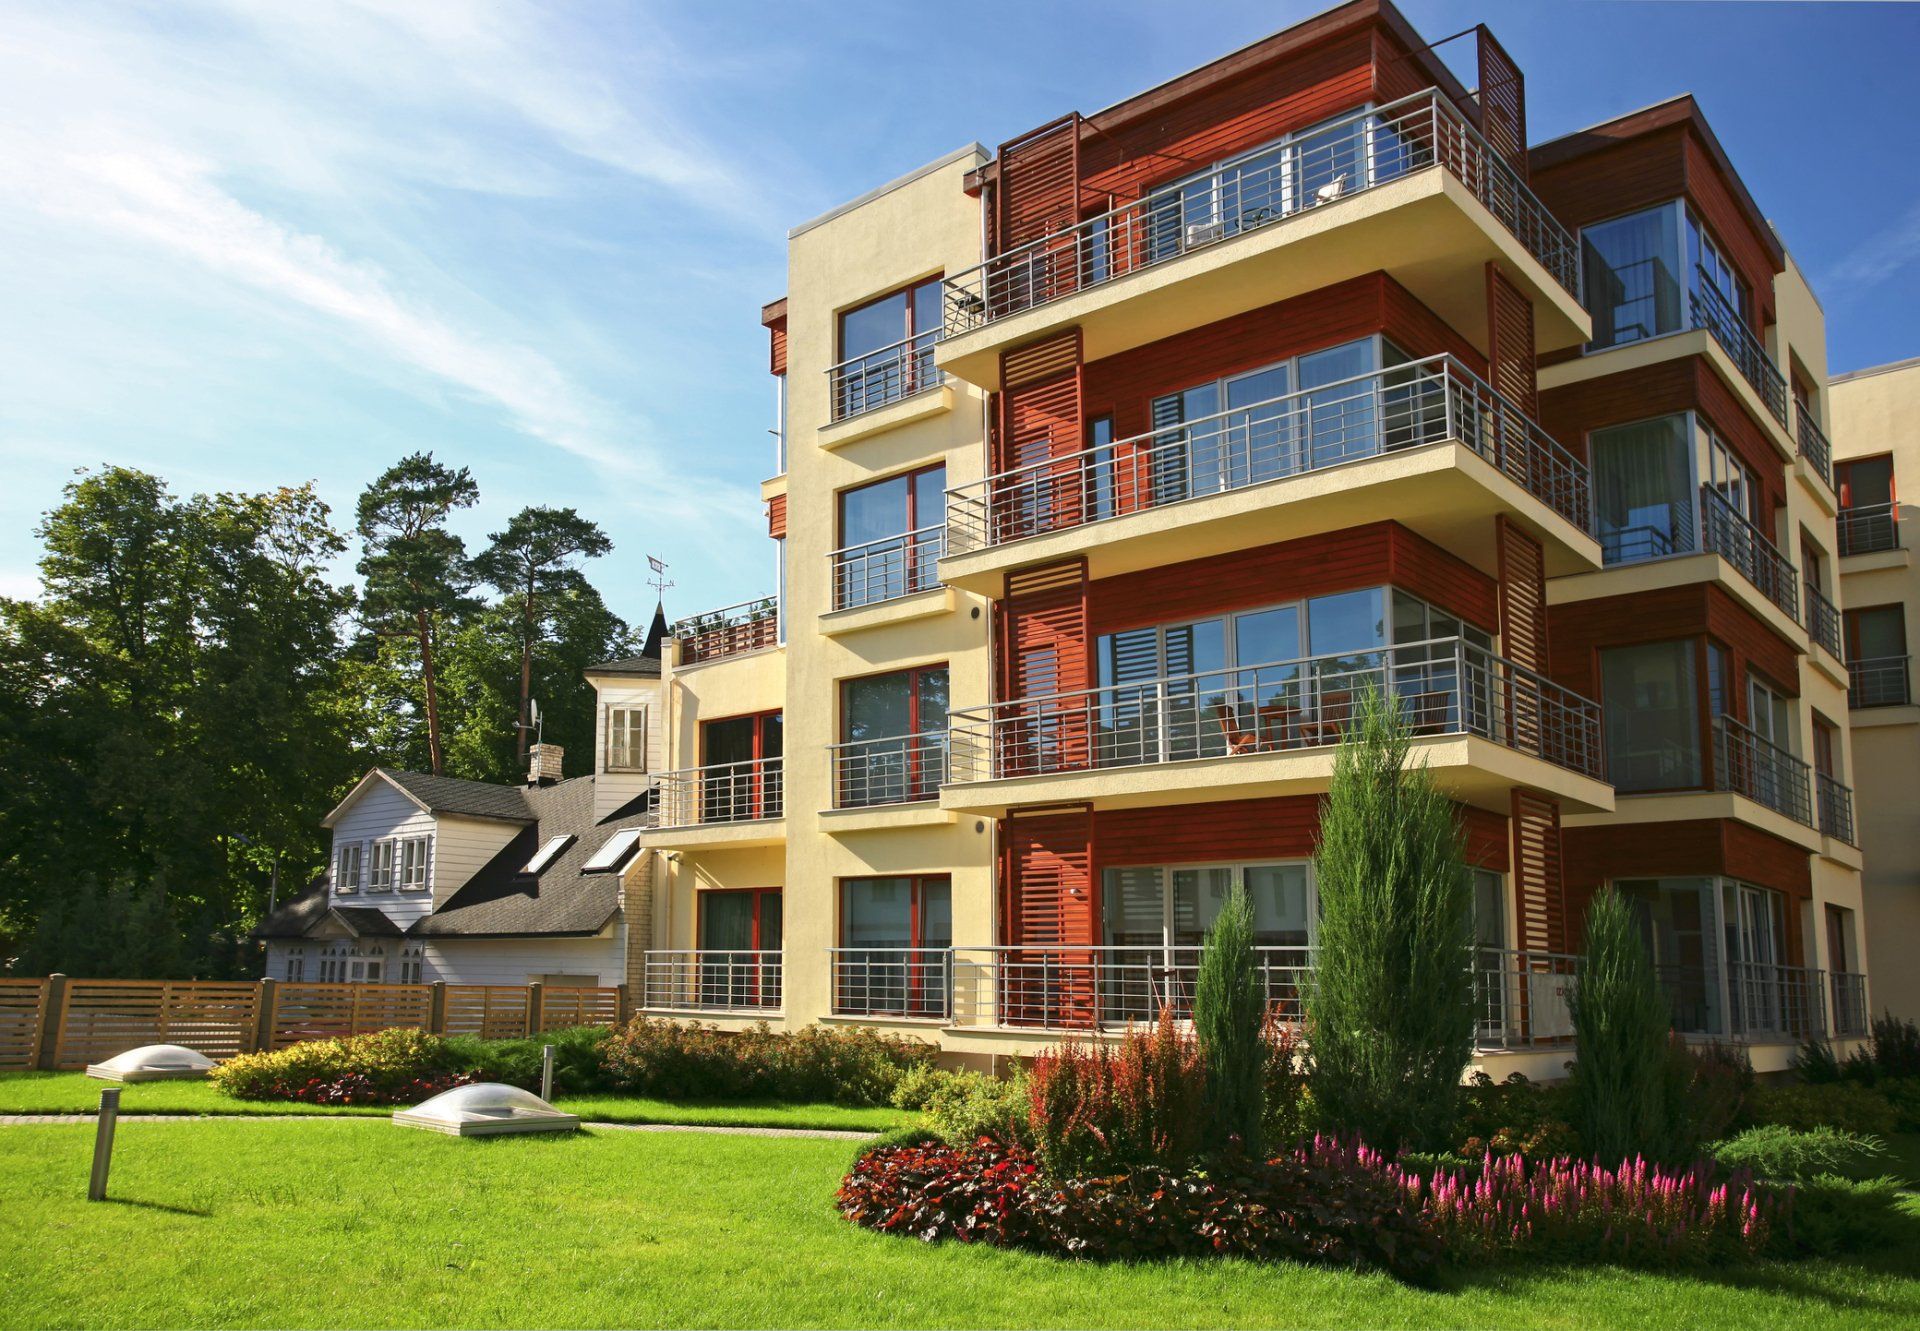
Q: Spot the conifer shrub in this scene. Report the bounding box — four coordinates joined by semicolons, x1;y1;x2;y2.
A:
1569;888;1686;1163
1193;883;1267;1156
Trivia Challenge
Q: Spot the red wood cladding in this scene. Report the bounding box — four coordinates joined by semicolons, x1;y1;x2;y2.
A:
997;330;1084;473
1475;27;1527;178
1536;354;1787;527
1511;790;1565;953
1081;273;1486;435
1485;263;1537;415
1089;796;1509;873
1001;557;1092;709
999;115;1082;248
1496;517;1548;675
1547;583;1799;704
1002;804;1095;947
766;494;787;540
761;298;788;376
1087;521;1498;640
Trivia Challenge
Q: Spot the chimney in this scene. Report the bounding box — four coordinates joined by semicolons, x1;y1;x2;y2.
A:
529;743;565;786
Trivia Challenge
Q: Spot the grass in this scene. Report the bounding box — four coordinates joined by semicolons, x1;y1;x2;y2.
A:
2;1120;1919;1330
0;1072;912;1133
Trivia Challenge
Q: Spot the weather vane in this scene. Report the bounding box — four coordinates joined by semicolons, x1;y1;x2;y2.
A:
646;554;674;603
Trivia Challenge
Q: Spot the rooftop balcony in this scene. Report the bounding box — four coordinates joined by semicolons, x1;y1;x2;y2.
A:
936;91;1590;390
672;598;779;667
942;636;1610;817
939;355;1598;596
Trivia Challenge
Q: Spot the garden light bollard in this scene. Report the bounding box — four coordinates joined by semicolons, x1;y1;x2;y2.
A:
541;1044;554;1102
88;1088;120;1202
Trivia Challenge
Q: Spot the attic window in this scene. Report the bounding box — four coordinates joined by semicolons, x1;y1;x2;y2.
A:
522;835;575;876
582;827;643;873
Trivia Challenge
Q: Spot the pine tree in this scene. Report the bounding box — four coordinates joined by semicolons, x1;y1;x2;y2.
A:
1570;888;1682;1163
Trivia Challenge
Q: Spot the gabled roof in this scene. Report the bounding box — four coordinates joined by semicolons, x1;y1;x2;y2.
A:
322;768;535;829
411;776;650;939
587;603;667;678
251;886;407;941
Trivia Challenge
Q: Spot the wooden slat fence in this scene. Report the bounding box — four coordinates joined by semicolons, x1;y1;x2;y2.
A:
54;980;261;1069
0;980;48;1069
265;982;433;1050
441;985;532;1039
536;986;622;1031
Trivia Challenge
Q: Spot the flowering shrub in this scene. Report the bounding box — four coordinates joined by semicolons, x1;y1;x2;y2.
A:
1025;1011;1207;1176
599;1017;931;1105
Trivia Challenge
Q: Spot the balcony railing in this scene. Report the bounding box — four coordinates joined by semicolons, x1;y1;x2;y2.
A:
640;950;782;1013
943;89;1577;333
829;948;952;1020
1689;272;1787;426
1831;971;1869;1038
828;327;943;421
651;757;784;828
1849;654;1912;709
948;637;1604;786
1700;487;1798;620
1711;715;1813;827
946;945;1314;1031
1658;960;1827;1042
831;731;949;809
1816;772;1856;845
1475;950;1580;1049
1795;404;1833;487
945;355;1590;556
673;598;780;665
1805;582;1842;659
1838;501;1900;557
831;525;944;610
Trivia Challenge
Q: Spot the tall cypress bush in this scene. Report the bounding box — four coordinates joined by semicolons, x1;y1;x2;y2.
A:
1570;888;1680;1163
1306;683;1476;1152
1193;883;1266;1156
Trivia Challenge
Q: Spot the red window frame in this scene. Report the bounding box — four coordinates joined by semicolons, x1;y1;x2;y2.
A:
698;887;782;1008
839;664;947;805
836;875;951;1018
699;710;783;821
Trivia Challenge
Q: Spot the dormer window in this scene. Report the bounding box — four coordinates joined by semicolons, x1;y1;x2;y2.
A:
368;840;396;892
607;706;648;772
522;835;575;877
334;842;363;894
399;836;431;892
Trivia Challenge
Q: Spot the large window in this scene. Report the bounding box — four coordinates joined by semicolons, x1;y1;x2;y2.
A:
1581;203;1751;353
840;666;949;805
837;876;952;1016
700;712;783;821
835;464;945;606
1601;640;1701;791
835;278;942;417
605;706;647;772
1103;862;1312;952
333;841;362;895
1591;415;1694;564
1618;877;1720;1033
699;888;782;1009
1845;604;1910;707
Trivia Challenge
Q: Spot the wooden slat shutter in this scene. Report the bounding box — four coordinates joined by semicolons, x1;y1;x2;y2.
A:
999;559;1091;777
767;494;787;540
994;330;1084;542
1486;262;1537;415
1475;27;1528;179
1495;516;1547;674
995;114;1082;314
1000;802;1096;1027
1510;790;1564;954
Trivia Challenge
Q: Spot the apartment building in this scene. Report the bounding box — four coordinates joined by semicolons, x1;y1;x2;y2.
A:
606;0;1873;1075
1831;357;1918;1020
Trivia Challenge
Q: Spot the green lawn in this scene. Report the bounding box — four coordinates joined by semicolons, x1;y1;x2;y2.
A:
0;1072;911;1133
1;1120;1918;1330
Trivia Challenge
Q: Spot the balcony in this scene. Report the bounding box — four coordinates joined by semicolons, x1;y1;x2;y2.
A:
945;637;1606;815
640;950;782;1014
828;328;943;422
650;757;784;840
831;731;949;809
1839;502;1900;557
941;356;1597;594
1699;487;1798;622
937;91;1589;387
1688;273;1787;427
1849;655;1912;709
1816;772;1856;845
1711;716;1813;828
829;948;952;1020
1805;583;1842;659
1659;960;1827;1043
1831;971;1869;1039
831;526;944;611
1795;405;1833;489
673;598;779;666
944;944;1313;1031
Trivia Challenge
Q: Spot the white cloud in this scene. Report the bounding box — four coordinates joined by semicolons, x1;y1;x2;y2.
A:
1826;198;1920;294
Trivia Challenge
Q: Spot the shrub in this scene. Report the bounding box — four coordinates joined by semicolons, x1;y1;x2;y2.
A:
1710;1125;1888;1182
1569;889;1684;1163
1456;1072;1579;1162
892;1066;1031;1146
1025;1013;1206;1177
441;1025;615;1095
1678;1040;1754;1145
1307;683;1476;1152
597;1017;930;1105
1768;1175;1919;1259
837;1139;1038;1247
1749;1082;1899;1136
1193;884;1267;1156
213;1027;466;1105
1260;1016;1310;1148
1791;1038;1845;1085
1867;1012;1920;1080
1879;1078;1920;1133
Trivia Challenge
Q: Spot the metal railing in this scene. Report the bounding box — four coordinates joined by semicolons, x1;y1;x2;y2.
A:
1796;404;1833;487
1657;960;1827;1042
830;731;949;809
831;525;945;610
1849;654;1912;709
943;89;1577;333
1700;487;1798;620
1831;972;1869;1038
828;327;943;421
1816;772;1855;845
640;950;782;1013
673;598;780;665
1475;950;1580;1049
945;355;1589;555
1806;582;1842;659
828;948;952;1020
948;636;1604;784
1711;715;1813;827
1839;501;1900;556
1690;272;1787;426
946;945;1314;1031
651;756;784;828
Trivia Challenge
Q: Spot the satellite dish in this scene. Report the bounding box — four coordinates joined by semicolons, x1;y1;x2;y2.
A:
529;699;541;725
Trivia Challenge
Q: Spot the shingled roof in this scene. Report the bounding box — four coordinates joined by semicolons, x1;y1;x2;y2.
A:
378;769;536;823
587;602;668;678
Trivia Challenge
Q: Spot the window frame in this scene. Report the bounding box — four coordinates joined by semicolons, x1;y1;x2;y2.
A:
333;841;363;895
605;705;648;773
366;839;396;893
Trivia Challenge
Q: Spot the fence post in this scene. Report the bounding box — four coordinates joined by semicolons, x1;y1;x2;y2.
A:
251;978;277;1053
525;982;544;1036
428;981;447;1034
33;974;67;1071
615;983;631;1024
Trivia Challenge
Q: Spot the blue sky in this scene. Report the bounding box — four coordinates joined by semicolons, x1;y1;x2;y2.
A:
2;0;1915;627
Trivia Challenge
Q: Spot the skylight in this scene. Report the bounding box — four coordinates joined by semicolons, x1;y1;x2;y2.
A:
582;827;644;873
521;835;574;876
